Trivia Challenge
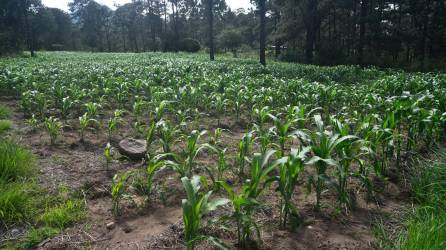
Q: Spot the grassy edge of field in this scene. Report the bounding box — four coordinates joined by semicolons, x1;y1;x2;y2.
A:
0;105;86;250
373;148;446;249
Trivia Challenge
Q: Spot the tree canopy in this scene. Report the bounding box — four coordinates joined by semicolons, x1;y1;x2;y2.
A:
0;0;445;69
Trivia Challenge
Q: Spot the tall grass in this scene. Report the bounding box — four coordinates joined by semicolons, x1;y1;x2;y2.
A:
0;141;36;226
399;150;446;250
0;120;12;134
373;149;446;250
0;105;10;119
0;140;35;182
386;149;446;250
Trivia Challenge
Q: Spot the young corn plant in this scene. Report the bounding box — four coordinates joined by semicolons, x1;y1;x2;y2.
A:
252;106;274;154
165;130;207;178
111;172;131;216
181;176;229;250
104;143;113;171
268;113;297;157
307;115;356;211
203;145;229;189
26;114;40;132
211;94;228;127
84;102;101;118
107;109;124;141
143;155;165;199
157;120;179;154
237;132;254;179
218;150;279;248
275;147;310;228
79;113;97;143
44;116;62;145
133;98;146;122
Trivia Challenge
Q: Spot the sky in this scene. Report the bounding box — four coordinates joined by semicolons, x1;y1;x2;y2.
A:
42;0;253;12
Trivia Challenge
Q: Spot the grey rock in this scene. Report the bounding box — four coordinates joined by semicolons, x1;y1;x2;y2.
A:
118;138;147;160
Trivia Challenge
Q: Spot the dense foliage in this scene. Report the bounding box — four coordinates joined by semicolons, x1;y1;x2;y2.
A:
1;0;445;69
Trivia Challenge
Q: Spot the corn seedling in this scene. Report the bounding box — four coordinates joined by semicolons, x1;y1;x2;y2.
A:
44;116;62;145
78;113;97;143
307;115;356;211
276;147;310;228
111;172;131;216
181;176;229;250
104;143;113;171
237;132;254;179
219;150;279;247
107;109;124;141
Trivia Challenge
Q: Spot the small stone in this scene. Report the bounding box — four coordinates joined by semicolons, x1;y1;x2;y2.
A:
106;222;115;230
118;138;147;160
11;228;21;237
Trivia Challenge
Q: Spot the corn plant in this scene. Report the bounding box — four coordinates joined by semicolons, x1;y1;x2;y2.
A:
78;113;97;143
219;150;279;248
26;114;39;131
237;132;254;179
275;147;310;228
252;106;273;153
61;97;74;120
104;143;113;171
44;116;62;145
181;176;229;250
203;145;228;189
111;172;131;216
211;94;228;127
165;130;207;178
307;115;356;211
268;113;297;157
141;155;165;199
133;98;146;122
107;109;124;141
208;128;224;146
145;120;157;151
84;102;101;118
153;100;169;123
157;120;179;154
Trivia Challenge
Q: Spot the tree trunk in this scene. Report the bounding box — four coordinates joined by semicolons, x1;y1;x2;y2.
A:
23;0;35;57
259;0;266;66
305;0;318;63
358;0;368;65
172;1;179;52
208;0;215;61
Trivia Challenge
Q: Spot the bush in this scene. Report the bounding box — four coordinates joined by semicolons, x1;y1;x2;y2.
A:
179;38;201;53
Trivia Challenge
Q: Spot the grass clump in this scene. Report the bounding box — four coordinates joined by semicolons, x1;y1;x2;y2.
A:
0;120;12;134
0;140;35;182
0;181;37;225
39;199;85;229
399;150;446;250
0;140;37;226
0;105;10;119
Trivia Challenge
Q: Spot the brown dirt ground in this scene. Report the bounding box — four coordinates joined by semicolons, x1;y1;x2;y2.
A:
0;99;409;250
